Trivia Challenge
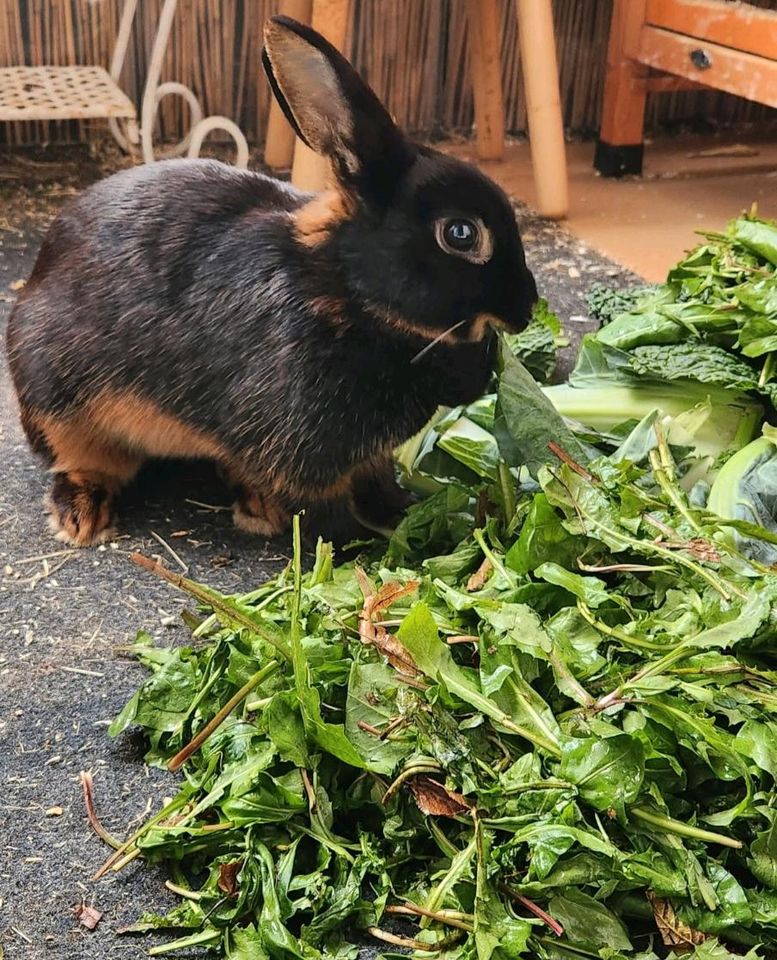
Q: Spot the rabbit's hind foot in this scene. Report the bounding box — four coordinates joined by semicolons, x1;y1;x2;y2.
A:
45;471;121;546
27;407;142;545
232;485;289;538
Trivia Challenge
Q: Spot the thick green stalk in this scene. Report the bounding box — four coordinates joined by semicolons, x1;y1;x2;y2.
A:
148;928;221;955
630;806;742;849
290;514;307;701
498;460;517;526
577;601;669;653
131;553;292;660
422;834;478;927
167;659;280;771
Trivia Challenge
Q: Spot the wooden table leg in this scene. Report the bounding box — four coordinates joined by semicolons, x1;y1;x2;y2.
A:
595;0;648;177
466;0;505;161
290;0;350;191
516;0;568;219
263;0;313;170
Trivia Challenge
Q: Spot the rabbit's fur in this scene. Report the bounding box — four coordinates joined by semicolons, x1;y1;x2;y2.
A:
6;16;537;546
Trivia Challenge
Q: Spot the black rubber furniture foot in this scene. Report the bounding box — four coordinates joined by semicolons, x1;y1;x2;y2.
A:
594;140;644;177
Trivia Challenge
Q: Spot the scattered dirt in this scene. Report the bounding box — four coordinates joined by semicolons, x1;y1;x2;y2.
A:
0;140;638;959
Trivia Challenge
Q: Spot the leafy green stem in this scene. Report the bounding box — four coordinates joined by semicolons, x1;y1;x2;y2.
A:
760;350;776;387
290;514;307;701
167;659;280;772
577;601;669;652
421;833;478;927
498;460;517;526
383;760;443;804
148;927;221;955
130;553;292;660
164;880;202;901
556;492;738;600
630;806;742;849
473;528;512;584
92;793;190;880
649;448;702;536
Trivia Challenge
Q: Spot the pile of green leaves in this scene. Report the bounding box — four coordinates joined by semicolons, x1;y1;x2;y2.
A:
586;217;777;406
103;341;777;960
507;297;567;383
570;215;777;556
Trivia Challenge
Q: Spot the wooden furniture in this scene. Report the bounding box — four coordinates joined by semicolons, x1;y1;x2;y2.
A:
0;0;249;168
596;0;777;177
264;0;569;219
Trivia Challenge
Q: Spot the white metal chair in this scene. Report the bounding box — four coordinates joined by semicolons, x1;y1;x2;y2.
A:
0;0;249;168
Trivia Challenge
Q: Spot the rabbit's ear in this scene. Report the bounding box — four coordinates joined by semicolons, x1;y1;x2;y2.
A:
262;16;414;201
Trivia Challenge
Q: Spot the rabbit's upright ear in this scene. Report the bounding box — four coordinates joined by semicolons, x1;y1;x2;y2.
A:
262;16;414;203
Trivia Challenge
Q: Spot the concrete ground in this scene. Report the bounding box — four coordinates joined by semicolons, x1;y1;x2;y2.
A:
0;145;636;959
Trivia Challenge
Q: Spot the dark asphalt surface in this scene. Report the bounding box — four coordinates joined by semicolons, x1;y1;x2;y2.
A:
0;150;639;959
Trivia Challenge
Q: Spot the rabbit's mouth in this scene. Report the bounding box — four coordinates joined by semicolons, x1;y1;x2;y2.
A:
469;313;508;341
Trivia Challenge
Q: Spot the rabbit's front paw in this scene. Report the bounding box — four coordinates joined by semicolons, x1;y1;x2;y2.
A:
232;485;289;538
45;471;118;546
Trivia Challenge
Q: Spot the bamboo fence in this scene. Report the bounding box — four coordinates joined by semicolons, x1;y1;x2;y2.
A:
0;0;775;147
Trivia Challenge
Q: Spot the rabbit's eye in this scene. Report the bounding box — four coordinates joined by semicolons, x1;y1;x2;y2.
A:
444;219;477;251
434;216;493;264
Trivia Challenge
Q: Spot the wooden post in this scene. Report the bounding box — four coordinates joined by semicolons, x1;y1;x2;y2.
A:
466;0;505;161
263;0;313;170
594;0;648;177
290;0;350;191
516;0;568;219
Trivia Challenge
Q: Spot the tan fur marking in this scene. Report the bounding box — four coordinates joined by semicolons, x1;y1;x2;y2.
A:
363;305;500;345
88;392;228;461
308;295;349;318
29;412;142;481
282;471;354;502
294;191;356;248
469;312;503;342
30;392;229;478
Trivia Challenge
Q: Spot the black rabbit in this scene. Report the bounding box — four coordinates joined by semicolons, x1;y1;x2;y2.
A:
6;16;537;546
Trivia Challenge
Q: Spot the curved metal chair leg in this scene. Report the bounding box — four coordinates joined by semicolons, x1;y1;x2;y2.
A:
188;117;250;169
146;81;204;161
139;0;249;167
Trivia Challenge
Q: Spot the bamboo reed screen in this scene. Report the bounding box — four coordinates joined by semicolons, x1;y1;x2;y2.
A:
1;0;775;148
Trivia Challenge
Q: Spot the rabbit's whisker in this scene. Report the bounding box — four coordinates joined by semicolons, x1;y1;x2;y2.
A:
410;319;469;365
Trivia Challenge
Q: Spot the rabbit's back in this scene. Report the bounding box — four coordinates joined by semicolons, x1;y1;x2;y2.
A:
8;160;311;422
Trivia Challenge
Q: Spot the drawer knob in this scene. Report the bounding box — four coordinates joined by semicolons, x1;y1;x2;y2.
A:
690;48;712;70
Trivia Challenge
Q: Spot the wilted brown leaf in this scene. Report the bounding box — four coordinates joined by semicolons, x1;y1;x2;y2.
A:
466;557;493;592
354;566;375;601
372;580;419;616
218;860;243;896
74;904;102;930
654;538;720;564
408;776;471;817
357;575;421;676
375;629;421;677
647;892;705;947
